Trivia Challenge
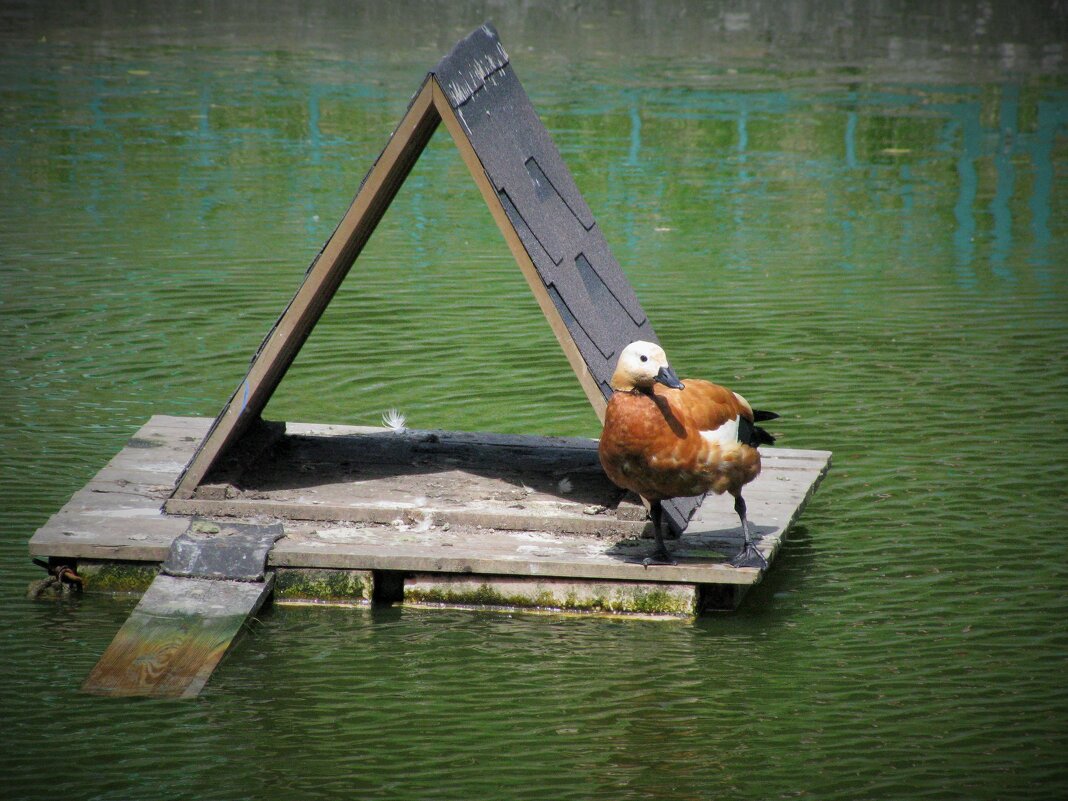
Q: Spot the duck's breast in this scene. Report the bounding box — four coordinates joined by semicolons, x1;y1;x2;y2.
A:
599;391;710;498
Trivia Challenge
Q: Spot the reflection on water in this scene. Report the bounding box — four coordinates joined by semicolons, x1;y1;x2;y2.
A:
2;2;1067;799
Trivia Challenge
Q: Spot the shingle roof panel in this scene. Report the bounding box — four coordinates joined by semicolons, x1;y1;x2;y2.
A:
434;24;702;532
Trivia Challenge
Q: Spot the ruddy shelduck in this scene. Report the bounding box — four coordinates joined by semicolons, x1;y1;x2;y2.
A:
598;340;778;567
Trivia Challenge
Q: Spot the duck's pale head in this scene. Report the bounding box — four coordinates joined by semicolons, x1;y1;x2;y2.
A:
610;340;684;392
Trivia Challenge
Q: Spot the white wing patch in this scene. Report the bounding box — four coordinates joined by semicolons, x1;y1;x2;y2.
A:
700;416;740;449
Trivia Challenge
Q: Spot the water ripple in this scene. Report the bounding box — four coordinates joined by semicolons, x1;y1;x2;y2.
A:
3;3;1068;800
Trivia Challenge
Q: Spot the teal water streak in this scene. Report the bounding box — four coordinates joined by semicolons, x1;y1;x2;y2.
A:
2;2;1067;799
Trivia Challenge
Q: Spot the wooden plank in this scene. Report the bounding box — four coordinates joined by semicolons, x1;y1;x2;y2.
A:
67;484;168;512
30;515;188;562
284;421;605;451
167;496;646;537
82;574;273;698
171;78;442;498
270;524;762;585
137;414;214;434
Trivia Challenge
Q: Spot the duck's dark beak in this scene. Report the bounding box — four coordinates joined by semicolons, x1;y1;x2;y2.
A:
655;366;684;389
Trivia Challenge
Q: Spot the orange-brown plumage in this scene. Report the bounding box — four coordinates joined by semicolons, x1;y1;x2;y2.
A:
599;380;762;501
598;341;777;567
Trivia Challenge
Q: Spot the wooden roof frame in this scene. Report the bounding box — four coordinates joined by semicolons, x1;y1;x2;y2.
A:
171;24;701;532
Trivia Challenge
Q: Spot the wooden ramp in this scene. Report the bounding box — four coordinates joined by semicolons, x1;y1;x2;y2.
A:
82;575;272;698
82;518;282;698
32;415;831;616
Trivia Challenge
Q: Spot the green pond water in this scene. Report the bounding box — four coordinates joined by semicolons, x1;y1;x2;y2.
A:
2;1;1067;798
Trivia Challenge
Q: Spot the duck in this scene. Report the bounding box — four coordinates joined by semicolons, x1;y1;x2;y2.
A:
598;340;778;568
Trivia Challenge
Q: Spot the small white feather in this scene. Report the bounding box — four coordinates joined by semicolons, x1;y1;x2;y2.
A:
382;408;407;433
557;477;574;494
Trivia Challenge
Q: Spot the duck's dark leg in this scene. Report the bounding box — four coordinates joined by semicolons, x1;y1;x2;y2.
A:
643;500;677;567
729;493;767;569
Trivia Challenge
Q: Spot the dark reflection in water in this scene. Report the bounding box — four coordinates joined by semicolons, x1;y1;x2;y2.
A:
2;2;1067;800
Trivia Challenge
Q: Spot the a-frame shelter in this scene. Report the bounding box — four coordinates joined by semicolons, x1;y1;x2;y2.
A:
29;24;832;695
169;23;703;532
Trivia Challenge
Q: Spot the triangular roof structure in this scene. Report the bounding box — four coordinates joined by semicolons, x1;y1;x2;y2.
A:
172;23;701;531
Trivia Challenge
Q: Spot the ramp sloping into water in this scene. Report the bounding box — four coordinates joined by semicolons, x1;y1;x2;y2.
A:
81;518;282;697
82;573;273;698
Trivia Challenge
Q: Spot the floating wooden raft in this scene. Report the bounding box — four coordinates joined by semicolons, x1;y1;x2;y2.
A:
32;415;831;611
28;23;833;698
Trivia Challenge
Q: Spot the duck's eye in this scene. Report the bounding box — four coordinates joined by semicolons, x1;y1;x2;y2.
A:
639;355;648;362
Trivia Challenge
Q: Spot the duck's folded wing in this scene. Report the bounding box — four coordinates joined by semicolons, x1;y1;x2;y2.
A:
675;379;752;430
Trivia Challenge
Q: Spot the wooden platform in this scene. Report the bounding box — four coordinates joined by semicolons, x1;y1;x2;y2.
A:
29;415;831;613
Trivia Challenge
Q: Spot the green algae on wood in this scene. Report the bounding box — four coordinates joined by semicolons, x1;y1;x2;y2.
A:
77;560;160;594
273;567;373;605
403;574;697;617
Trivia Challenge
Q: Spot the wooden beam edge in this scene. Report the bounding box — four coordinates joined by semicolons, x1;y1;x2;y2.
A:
171;77;442;500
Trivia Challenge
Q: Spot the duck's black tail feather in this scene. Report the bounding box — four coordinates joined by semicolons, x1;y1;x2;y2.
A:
740;409;779;446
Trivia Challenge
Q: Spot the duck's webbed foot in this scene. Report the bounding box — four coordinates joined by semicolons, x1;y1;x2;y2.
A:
729;493;767;569
729;540;767;569
641;543;677;567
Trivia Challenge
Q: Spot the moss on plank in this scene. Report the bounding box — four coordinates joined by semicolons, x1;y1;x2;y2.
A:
77;560;159;594
273;568;372;604
405;578;696;617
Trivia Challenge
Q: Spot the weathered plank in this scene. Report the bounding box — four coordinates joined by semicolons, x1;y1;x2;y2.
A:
272;523;749;585
82;574;273;698
169;498;645;538
31;513;186;562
